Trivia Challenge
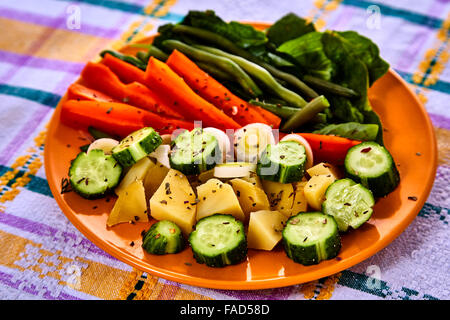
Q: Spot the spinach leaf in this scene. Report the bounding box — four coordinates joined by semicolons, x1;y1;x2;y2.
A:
266;13;316;47
321;31;372;119
181;10;267;49
314;122;379;141
277;32;334;80
336;31;389;85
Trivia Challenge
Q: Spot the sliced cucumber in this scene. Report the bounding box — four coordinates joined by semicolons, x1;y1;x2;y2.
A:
213;162;257;178
344;141;400;197
188;214;247;267
282;212;341;265
257;140;307;183
322;178;374;232
112;127;162;167
169;128;220;176
68;150;123;199
142;220;185;255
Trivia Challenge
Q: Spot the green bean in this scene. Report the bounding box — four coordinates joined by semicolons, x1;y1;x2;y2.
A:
131;44;169;62
162;40;262;97
195;62;235;82
170;24;318;99
303;75;359;98
99;50;147;70
281;95;330;132
249;100;327;124
195;45;307;108
248;100;298;119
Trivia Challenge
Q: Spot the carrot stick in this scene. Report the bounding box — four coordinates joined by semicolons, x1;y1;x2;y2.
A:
166;50;281;128
60;100;194;138
101;53;147;84
80;62;183;119
145;56;241;131
280;132;361;165
67;83;118;103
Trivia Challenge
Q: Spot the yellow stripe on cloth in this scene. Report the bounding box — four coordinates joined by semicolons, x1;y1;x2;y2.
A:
0;17;111;63
0;229;133;299
306;0;342;30
411;12;450;105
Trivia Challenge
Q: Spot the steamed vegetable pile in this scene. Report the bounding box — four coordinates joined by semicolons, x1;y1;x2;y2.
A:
60;11;400;268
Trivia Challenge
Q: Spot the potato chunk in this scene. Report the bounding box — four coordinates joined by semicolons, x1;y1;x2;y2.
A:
107;179;148;227
261;179;295;218
304;174;336;210
196;178;245;222
306;162;340;179
149;169;196;235
247;210;287;251
229;178;270;222
115;157;154;196
143;161;170;200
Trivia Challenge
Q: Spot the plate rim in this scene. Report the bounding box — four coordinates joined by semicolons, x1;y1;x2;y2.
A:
43;25;438;290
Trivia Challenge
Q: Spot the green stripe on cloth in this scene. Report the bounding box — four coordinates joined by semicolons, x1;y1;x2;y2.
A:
0;84;61;108
0;165;53;198
342;0;444;29
339;270;440;300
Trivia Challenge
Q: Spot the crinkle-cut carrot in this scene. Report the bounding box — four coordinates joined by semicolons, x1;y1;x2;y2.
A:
145;56;241;131
101;53;147;85
67;83;118;103
80;62;183;119
60;99;194;138
166;50;281;128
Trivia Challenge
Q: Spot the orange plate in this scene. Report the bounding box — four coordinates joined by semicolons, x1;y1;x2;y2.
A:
44;24;437;290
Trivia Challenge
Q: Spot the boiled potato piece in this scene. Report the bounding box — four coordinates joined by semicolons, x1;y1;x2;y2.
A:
304;174;336;210
115;157;154;196
247;210;287;251
143;161;170;200
196;178;245;222
149;169;196;235
261;179;295;218
241;172;263;189
229;178;270;222
306;162;340;179
107;180;148;227
291;181;308;215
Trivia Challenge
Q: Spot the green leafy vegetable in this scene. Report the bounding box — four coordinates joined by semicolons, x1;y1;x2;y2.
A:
181;10;267;49
336;31;390;85
277;32;334;80
266;13;316;47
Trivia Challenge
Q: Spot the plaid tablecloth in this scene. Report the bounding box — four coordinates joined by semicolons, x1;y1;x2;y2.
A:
0;0;448;300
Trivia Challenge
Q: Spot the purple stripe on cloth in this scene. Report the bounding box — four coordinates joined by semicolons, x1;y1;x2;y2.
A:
214;286;294;300
0;7;121;38
429;112;450;130
0;105;50;165
0;50;84;74
0;211;116;260
0;270;81;300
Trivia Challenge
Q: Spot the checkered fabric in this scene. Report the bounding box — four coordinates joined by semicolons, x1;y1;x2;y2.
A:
0;0;448;300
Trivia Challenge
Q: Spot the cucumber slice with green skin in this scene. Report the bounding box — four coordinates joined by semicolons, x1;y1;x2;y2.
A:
112;127;162;167
142;220;185;255
344;141;400;197
257;140;307;183
68;149;123;199
282;212;341;266
169;128;221;176
188;214;247;268
322;179;375;232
